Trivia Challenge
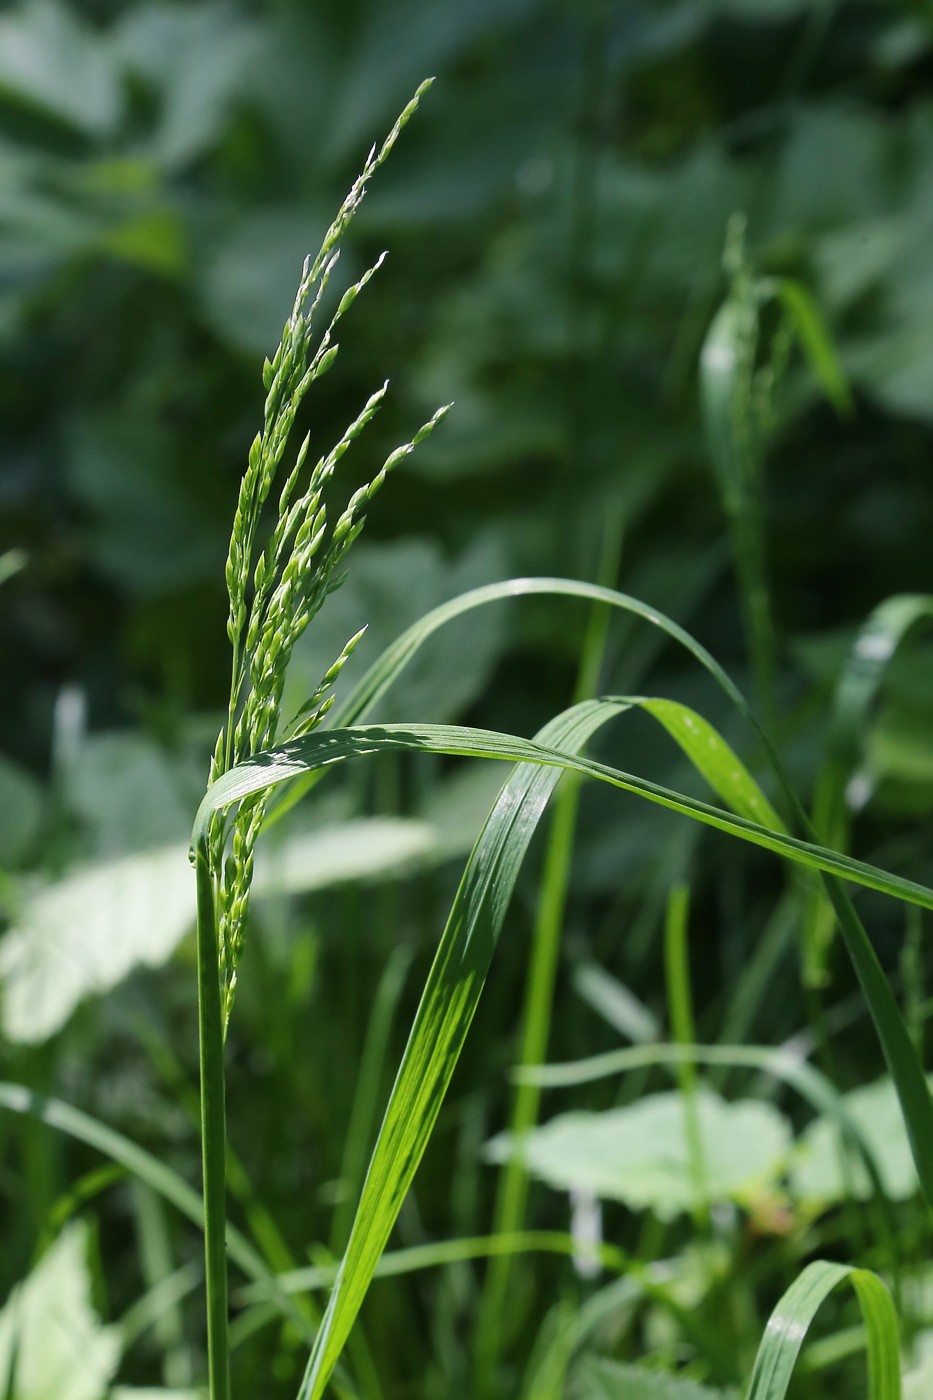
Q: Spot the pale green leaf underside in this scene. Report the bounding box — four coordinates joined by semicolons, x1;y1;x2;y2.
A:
792;1075;931;1206
0;1223;120;1400
484;1088;792;1217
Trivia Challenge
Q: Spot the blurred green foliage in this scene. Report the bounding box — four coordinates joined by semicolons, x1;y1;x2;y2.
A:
2;0;933;1396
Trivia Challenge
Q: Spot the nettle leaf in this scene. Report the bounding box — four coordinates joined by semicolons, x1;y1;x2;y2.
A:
791;1075;929;1206
575;1357;736;1400
485;1088;792;1219
0;1222;120;1400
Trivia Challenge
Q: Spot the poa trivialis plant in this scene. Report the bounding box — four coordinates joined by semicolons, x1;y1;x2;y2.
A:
183;83;933;1400
0;79;923;1400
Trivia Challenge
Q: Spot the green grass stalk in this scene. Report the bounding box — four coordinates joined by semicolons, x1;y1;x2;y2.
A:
663;882;710;1235
194;841;230;1400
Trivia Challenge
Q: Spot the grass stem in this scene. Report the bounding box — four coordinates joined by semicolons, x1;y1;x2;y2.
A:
195;842;230;1400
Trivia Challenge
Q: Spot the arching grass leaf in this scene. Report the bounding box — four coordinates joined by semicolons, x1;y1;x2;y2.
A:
290;575;933;1213
745;1260;900;1400
288;698;628;1400
0;1082;314;1346
194;719;933;914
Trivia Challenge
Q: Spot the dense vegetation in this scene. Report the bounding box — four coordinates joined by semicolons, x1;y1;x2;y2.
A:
1;2;933;1398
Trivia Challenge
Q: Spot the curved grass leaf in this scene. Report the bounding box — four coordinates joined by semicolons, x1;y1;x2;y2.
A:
745;1260;900;1400
193;720;933;914
232;1232;708;1369
290;575;933;1213
193;702;926;1396
194;583;933;1387
767;276;853;416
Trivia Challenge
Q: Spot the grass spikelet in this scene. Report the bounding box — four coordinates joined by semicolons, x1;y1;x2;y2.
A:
207;79;445;1030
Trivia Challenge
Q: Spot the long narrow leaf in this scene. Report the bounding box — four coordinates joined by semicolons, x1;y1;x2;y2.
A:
281;575;933;1211
745;1260;900;1400
805;594;933;982
290;698;628;1399
193;720;933;915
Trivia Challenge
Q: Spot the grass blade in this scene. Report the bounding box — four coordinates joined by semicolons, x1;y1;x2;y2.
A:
290;698;628;1398
193;720;933;915
745;1260;900;1400
805;593;933;984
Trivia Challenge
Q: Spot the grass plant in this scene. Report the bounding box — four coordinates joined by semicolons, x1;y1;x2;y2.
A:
185;85;929;1399
3;77;932;1400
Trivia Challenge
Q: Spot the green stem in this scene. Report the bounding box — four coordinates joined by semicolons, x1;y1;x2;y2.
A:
195;842;230;1400
663;884;710;1235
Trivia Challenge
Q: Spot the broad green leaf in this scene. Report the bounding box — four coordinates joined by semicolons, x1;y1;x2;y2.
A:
484;1089;791;1218
0;1222;120;1400
0;548;25;586
111;1391;205;1400
0;805;466;1042
517;1042;887;1181
514;1041;900;1277
113;1;262;171
745;1260;900;1400
903;1357;933;1400
577;1357;734;1400
791;1076;928;1207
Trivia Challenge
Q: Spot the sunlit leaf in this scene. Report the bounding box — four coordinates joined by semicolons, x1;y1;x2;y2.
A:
0;1222;120;1400
485;1088;792;1219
